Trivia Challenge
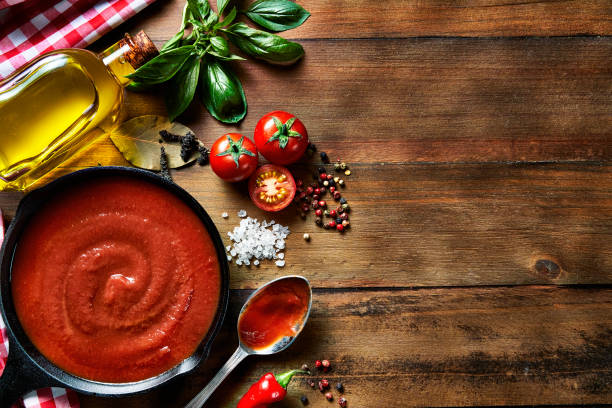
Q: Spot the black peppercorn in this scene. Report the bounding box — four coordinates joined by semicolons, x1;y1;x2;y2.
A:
336;382;344;392
320;151;329;163
159;129;180;142
197;144;209;165
300;395;309;405
159;146;172;182
318;166;326;174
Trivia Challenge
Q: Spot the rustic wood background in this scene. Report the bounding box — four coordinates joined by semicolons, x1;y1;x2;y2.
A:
1;0;611;406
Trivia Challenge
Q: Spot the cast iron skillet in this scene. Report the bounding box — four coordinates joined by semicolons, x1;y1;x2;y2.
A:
0;166;230;407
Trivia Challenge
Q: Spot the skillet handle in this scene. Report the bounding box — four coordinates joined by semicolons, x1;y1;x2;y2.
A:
0;332;57;407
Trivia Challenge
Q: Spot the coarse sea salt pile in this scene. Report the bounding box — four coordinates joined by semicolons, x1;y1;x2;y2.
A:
226;211;290;267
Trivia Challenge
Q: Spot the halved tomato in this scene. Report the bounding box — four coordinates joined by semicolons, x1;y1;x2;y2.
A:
248;165;296;212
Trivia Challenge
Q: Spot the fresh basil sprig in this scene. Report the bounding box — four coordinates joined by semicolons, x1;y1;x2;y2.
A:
127;0;309;123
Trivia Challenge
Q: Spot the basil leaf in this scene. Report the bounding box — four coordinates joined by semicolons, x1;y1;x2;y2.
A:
127;46;194;84
199;59;247;123
210;36;229;56
204;11;219;29
214;6;237;29
187;0;211;21
224;22;304;65
160;30;184;53
126;81;152;92
217;0;230;15
207;51;246;61
166;55;201;121
245;0;310;32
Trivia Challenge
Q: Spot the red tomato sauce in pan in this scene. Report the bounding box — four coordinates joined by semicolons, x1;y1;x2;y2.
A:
11;176;221;383
238;279;309;350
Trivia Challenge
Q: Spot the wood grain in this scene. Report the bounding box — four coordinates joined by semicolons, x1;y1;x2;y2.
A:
116;0;612;40
79;286;612;407
2;159;609;288
113;37;612;163
1;0;610;406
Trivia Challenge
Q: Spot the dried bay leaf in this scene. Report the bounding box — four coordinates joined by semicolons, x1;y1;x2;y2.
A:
110;115;197;170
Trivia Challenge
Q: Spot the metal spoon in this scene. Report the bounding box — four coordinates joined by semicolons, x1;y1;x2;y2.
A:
184;275;312;408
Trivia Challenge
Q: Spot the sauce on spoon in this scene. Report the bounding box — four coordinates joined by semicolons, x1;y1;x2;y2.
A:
238;278;310;350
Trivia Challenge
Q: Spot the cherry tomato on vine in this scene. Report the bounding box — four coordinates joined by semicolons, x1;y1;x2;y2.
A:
248;165;296;212
254;111;309;165
210;133;258;182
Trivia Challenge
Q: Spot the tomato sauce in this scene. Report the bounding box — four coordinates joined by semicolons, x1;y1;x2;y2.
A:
238;279;309;350
11;176;221;383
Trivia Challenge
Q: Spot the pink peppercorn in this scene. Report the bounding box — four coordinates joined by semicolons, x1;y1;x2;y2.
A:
320;173;327;181
338;397;347;407
325;392;333;401
315;209;323;217
319;200;327;208
306;186;314;195
329;209;337;217
336;224;344;232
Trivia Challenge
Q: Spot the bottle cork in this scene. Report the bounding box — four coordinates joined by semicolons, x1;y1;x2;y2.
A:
120;31;159;69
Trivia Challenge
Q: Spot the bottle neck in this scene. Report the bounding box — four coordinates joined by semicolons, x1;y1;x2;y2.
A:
98;42;134;87
98;32;158;87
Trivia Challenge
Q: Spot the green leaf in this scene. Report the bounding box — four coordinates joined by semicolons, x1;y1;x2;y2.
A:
126;81;152;92
160;30;184;53
214;6;237;29
224;22;304;65
245;0;310;32
127;46;194;84
181;3;192;25
166;54;201;121
110;115;198;170
204;11;219;29
217;0;230;15
207;51;246;61
210;36;230;56
187;0;211;21
199;59;247;123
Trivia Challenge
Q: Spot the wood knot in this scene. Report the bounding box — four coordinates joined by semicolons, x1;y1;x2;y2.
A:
534;259;561;279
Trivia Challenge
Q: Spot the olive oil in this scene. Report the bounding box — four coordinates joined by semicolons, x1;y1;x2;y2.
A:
0;32;157;191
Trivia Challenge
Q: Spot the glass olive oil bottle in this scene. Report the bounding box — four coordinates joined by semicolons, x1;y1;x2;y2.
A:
0;31;157;191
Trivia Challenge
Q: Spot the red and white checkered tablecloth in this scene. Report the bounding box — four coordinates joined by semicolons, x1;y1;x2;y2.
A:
0;211;80;407
0;0;157;79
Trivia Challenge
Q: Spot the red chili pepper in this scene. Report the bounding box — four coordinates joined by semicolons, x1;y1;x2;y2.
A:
237;369;306;408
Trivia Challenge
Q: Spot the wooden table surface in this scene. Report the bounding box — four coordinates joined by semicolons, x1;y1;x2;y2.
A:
2;0;611;407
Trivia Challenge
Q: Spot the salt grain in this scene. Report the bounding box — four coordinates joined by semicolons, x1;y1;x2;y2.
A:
225;212;290;267
222;212;229;218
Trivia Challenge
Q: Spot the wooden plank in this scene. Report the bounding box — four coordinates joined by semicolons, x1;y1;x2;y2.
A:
2;161;610;288
116;37;612;163
79;286;612;407
113;0;612;40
